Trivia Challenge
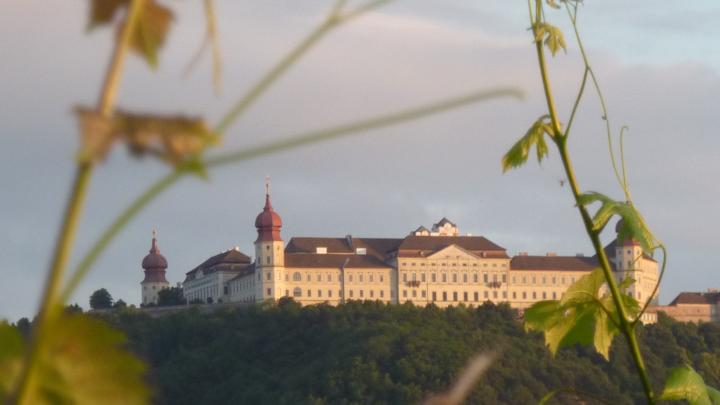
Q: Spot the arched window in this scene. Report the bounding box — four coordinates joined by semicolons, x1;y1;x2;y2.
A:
293;272;301;282
293;287;302;297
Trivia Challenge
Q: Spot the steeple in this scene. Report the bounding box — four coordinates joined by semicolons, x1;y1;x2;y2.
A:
142;229;168;280
255;177;283;242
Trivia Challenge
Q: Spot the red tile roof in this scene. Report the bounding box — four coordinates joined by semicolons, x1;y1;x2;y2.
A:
284;253;391;269
670;292;720;305
397;235;507;258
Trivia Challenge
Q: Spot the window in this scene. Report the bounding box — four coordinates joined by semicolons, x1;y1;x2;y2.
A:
483;273;488;283
266;245;270;250
421;273;426;282
285;290;289;296
532;292;537;299
328;274;332;282
432;291;437;301
522;276;527;284
318;290;322;297
370;290;374;298
473;273;478;283
431;273;437;282
267;288;271;296
412;290;417;298
316;247;327;254
349;274;353;282
421;290;426;298
542;292;546;299
402;273;407;282
285;274;289;282
380;274;385;282
463;292;468;301
403;290;407;298
474;292;479;301
453;292;458;301
442;292;447;301
493;291;498;298
349;290;354;298
502;274;507;283
502;291;507;299
266;256;271;264
552;276;556;284
442;273;447;282
317;274;322;282
512;276;516;284
380;290;384;298
532;276;536;284
452;273;457;283
359;274;364;282
307;290;312;297
328;290;332;297
561;277;565;284
356;247;367;255
522;292;527;299
493;274;498;282
266;271;272;281
369;274;374;282
463;273;468;283
412;273;417;281
484;291;489;299
306;274;311;282
512;292;516;299
552;292;556;299
360;290;364;298
293;287;302;297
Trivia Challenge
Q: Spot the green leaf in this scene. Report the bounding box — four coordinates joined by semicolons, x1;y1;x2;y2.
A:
545;0;562;9
661;365;714;405
130;0;174;68
525;268;639;360
533;22;567;56
708;386;720;404
619;276;636;290
577;192;656;253
501;115;553;172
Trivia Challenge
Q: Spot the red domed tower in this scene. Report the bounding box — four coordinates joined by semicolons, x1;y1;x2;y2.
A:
254;178;285;301
141;230;170;305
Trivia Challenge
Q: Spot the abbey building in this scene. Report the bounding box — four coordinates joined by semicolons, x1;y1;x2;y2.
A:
150;187;661;323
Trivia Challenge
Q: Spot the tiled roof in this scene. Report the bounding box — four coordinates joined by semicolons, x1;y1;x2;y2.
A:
285;237;402;259
670;292;720;305
184;249;253;281
510;255;598;271
285;253;391;269
397;235;506;256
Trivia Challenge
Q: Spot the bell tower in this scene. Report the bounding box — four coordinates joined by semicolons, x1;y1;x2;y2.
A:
254;178;285;301
141;229;170;305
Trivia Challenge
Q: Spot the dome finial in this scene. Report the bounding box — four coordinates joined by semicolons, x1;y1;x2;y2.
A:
150;228;159;253
265;175;270;196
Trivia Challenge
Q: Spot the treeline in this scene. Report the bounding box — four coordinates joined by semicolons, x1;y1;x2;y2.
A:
92;300;720;404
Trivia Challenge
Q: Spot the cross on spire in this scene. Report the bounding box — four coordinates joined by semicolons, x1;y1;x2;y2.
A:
265;176;270;196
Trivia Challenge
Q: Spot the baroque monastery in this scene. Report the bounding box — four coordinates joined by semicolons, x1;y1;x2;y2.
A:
141;185;661;323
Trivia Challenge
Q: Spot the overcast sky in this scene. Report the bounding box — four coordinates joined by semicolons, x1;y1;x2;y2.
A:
1;1;718;321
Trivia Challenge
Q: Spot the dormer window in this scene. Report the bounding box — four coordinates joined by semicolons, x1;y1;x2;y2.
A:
316;247;327;254
356;248;366;255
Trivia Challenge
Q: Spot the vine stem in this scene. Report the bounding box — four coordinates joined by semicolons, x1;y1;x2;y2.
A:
530;0;654;402
8;1;144;403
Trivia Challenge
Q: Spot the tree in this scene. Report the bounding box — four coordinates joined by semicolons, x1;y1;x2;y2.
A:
113;299;127;309
89;288;113;310
157;287;184;307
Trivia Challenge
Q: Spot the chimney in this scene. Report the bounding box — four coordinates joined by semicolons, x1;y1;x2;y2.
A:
576;253;585;257
345;234;353;250
546;252;557;257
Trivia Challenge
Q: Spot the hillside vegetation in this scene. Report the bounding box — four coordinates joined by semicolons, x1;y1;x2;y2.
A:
98;300;720;404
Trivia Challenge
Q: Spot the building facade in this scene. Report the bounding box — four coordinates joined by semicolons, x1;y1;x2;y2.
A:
177;188;660;320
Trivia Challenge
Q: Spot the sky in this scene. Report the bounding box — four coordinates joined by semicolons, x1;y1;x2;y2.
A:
1;0;719;321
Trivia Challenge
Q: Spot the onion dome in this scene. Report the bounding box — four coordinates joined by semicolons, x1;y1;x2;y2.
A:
142;230;169;283
255;179;282;242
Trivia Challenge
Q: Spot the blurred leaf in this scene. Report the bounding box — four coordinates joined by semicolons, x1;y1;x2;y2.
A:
0;324;24;398
1;315;148;404
501;115;553;172
87;0;127;29
619;276;635;290
177;156;209;180
525;268;639;360
660;365;719;405
577;192;656;253
75;107;219;166
129;0;174;68
183;0;222;94
533;22;567;56
545;0;562;9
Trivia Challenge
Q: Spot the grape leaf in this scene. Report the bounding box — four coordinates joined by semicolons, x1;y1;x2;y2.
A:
525;268;640;360
130;0;173;68
577;192;656;253
533;22;567;56
661;365;720;405
1;315;148;404
501;115;553;172
87;0;127;29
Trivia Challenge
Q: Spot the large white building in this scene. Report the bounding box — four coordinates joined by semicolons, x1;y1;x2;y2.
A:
177;187;660;319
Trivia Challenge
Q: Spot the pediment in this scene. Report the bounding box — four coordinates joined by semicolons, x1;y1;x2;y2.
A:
426;244;479;260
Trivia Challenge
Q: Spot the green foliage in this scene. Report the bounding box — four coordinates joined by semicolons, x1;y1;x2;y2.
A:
90;302;720;404
533;22;567;56
87;0;174;67
90;288;114;310
524;269;640;360
501;115;553;172
157;287;184;307
661;365;720;405
577;192;656;252
1;314;148;404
